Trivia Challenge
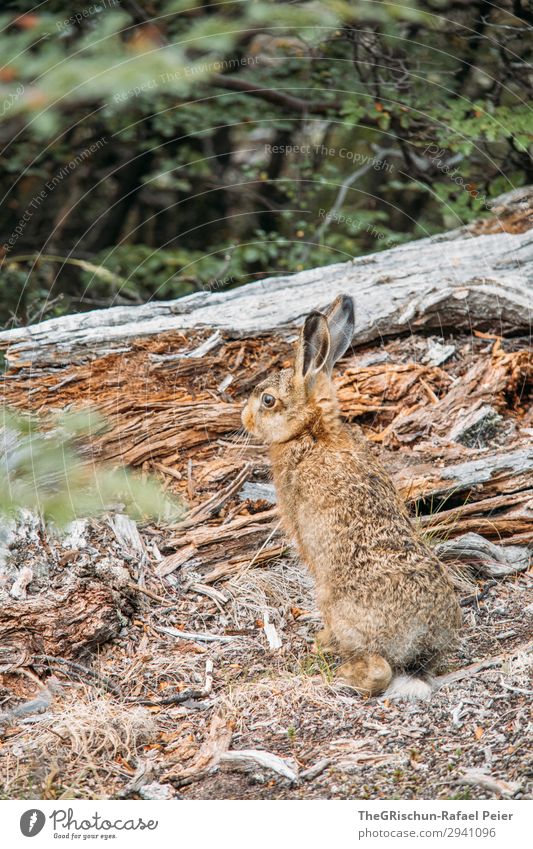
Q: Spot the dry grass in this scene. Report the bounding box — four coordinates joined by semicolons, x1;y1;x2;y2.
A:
1;690;157;799
225;554;317;627
43;695;156;760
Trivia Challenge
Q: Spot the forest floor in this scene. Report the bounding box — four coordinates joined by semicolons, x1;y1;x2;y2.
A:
1;516;531;802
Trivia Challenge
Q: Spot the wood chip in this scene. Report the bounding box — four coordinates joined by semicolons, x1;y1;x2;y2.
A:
455;769;521;798
156;544;198;578
219;749;298;782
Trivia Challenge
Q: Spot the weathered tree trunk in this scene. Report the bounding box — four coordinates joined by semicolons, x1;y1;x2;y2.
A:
0;192;531;370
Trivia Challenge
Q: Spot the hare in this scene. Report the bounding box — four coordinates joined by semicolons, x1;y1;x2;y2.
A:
241;294;461;700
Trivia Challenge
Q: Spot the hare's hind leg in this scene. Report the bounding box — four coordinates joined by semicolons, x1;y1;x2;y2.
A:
337;654;392;697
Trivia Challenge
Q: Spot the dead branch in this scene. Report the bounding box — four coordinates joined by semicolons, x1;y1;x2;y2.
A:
435;533;530;577
434;642;533;690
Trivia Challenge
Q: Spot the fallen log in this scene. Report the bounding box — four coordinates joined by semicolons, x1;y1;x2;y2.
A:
417;491;533;545
0;192;531;371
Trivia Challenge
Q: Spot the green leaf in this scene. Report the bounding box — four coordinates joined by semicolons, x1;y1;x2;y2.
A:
0;409;183;526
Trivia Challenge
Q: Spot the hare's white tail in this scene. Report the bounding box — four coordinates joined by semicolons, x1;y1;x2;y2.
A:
384;674;433;701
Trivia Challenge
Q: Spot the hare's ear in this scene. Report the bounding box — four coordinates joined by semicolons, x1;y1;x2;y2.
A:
295;310;331;390
324;294;354;371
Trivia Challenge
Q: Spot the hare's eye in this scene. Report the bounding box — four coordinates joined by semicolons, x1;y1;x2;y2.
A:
262;393;276;408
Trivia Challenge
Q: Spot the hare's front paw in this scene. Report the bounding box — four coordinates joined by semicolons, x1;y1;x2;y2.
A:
337;654;392;697
315;626;335;651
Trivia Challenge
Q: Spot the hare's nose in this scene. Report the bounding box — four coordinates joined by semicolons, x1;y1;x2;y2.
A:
241;405;253;433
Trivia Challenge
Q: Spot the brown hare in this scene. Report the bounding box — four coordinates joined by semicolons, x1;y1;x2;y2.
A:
241;294;461;700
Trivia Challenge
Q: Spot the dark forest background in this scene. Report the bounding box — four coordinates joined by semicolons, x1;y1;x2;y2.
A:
0;0;531;327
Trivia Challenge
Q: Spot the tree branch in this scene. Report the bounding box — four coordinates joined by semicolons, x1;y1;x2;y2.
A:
209;73;338;115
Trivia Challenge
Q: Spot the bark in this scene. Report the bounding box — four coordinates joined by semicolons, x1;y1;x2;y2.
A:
393;447;533;503
0;566;135;660
435;533;530;577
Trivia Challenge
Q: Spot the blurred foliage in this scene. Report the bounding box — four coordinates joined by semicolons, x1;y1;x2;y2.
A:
0;0;531;326
0;407;182;524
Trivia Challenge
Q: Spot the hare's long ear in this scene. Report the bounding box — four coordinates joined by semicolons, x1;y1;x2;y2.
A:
294;310;331;391
323;294;354;372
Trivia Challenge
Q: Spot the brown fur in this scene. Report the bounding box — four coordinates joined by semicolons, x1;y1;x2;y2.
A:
241;295;461;697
